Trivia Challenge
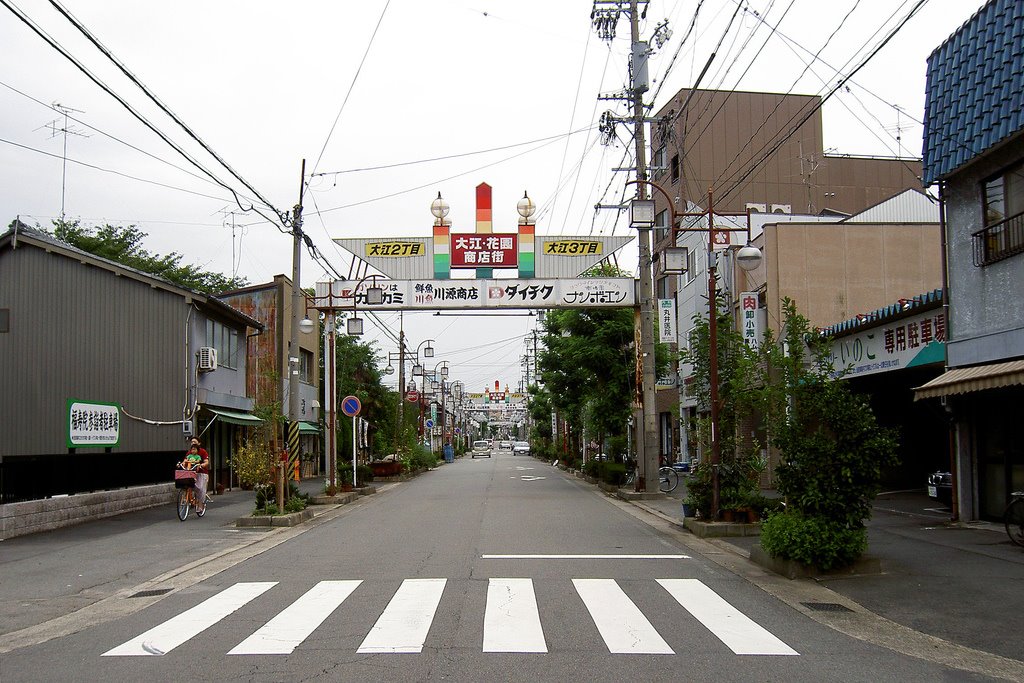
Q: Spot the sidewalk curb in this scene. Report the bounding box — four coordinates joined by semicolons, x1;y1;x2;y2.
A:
615;490;1024;682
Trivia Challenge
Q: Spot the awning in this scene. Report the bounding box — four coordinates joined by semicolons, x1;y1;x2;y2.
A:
209;408;263;426
298;421;320;434
913;359;1024;400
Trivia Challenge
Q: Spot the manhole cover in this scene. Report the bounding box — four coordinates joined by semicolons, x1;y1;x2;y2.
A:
129;588;172;599
801;602;852;613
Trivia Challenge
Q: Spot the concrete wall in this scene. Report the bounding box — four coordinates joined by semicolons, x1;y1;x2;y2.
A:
943;138;1024;367
0;484;175;540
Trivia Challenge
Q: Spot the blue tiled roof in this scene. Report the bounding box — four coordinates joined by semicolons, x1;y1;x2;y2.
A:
922;0;1024;184
820;289;944;338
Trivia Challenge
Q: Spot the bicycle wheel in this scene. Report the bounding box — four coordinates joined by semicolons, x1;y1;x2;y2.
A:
1004;497;1024;548
177;489;190;521
659;466;679;493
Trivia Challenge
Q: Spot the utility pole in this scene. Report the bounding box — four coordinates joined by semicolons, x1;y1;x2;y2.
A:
592;0;660;490
286;159;306;503
629;0;659;491
398;319;406;447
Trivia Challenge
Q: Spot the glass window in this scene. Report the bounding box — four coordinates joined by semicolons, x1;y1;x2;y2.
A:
670;154;680;183
654;209;669;244
978;160;1024;265
299;348;314;383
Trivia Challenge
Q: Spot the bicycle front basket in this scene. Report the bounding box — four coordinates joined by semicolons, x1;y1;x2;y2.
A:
174;469;197;488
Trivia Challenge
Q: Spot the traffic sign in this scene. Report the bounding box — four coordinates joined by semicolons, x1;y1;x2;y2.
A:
341;395;361;417
425;418;434;429
406;390;419;403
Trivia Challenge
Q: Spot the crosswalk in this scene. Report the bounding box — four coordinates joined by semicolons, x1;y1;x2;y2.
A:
102;578;798;658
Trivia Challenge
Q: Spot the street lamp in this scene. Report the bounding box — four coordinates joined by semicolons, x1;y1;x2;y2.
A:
412;339;435;377
346;275;385;337
630;181;763;519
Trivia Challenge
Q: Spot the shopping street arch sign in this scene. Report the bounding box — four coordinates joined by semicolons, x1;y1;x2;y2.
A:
317;183;637;311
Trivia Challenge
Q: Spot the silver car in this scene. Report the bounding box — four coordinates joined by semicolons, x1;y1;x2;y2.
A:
471;440;492;458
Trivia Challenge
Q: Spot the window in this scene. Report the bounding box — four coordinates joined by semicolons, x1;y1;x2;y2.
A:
654;209;669;245
652;145;667;177
656;275;669;300
685;248;698;285
299;348;314;384
0;308;8;333
670;154;680;183
976;160;1024;265
205;319;239;369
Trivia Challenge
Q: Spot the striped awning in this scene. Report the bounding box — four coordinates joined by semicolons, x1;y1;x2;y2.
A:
913;360;1024;400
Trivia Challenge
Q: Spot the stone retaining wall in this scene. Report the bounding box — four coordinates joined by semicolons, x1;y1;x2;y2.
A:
0;484;175;540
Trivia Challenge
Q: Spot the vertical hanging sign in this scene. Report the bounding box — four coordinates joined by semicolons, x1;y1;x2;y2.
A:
740;292;763;348
658;299;676;343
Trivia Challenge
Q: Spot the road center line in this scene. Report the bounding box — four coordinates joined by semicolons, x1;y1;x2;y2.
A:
481;554;689;559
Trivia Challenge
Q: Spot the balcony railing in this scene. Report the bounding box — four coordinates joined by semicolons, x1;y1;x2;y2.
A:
972;211;1024;266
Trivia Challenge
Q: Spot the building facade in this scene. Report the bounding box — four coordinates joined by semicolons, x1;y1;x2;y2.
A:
649;87;925;465
219;276;321;473
915;0;1024;521
0;224;262;503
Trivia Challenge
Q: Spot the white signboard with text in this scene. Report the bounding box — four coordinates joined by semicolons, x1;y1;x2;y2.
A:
658;299;676;343
67;399;120;448
315;278;636;310
829;310;946;378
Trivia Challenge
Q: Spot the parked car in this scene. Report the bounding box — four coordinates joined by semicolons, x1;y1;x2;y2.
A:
927;471;952;505
512;441;530;456
472;440;492;458
498;440;513;450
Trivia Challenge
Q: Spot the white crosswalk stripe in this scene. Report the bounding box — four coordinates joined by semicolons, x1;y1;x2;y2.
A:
483;578;547;653
357;578;447;654
572;578;674;654
228;580;362;655
102;578;799;658
658;579;798;656
102;582;276;657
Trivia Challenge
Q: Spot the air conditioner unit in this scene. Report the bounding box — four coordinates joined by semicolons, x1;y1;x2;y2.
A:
198;346;217;372
745;202;767;213
771;203;791;214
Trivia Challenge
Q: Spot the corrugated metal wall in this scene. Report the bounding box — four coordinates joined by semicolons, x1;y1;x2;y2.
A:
3;245;199;457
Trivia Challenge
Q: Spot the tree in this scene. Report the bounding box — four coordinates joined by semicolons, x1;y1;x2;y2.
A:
681;290;771;514
683;295;897;567
47;218;248;294
533;262;669;464
759;299;899;569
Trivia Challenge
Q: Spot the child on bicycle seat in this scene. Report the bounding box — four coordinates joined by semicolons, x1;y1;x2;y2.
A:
183;444;202;468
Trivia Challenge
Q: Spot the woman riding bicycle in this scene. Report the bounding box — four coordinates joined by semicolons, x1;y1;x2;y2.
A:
181;439;209;515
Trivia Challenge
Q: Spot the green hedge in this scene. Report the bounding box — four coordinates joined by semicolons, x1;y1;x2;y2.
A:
759;511;867;570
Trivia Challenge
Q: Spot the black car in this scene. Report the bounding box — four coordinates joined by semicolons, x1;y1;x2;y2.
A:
927;471;952;505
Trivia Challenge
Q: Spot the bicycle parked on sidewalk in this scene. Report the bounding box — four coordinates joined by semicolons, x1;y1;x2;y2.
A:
174;462;206;521
622;458;680;493
1004;491;1024;548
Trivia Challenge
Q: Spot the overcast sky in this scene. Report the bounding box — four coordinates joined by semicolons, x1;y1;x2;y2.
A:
1;0;985;392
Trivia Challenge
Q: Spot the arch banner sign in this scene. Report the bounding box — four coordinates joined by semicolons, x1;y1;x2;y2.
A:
314;277;635;311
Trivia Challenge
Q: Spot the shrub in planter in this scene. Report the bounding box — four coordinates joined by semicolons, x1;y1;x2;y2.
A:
759;511;867;570
597;461;627;486
356;464;374;484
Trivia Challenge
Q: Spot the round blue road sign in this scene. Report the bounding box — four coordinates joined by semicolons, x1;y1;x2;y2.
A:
425;418;434;429
341;395;361;417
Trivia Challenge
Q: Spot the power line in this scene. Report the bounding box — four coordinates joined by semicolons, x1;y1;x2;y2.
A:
46;0;285;220
311;0;392;176
1;0;281;228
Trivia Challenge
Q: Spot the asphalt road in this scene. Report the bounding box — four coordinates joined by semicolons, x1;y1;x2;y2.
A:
0;452;1006;682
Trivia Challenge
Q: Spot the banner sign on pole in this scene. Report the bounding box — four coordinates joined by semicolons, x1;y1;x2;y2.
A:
658;299;676;343
740;292;763;348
